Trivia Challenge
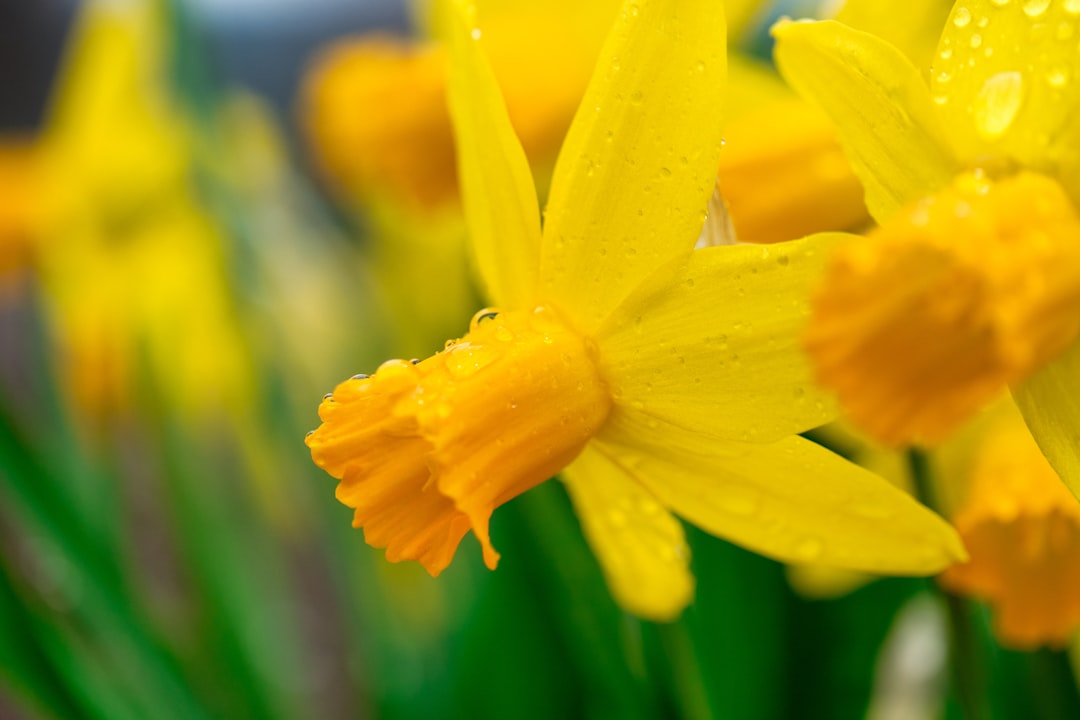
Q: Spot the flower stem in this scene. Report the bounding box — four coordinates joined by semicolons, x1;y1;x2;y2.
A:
907;448;987;720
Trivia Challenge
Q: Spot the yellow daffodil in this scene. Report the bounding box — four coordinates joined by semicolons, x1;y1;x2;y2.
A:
37;0;253;421
940;403;1080;649
773;0;1080;481
0;138;40;297
302;0;617;211
307;0;965;620
718;0;953;244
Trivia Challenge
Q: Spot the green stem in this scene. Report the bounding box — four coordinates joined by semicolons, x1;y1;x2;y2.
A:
907;449;987;720
655;619;715;720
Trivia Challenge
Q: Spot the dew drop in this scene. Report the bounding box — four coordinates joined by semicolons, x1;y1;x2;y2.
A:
977;15;989;27
639;497;661;516
351;373;369;380
495;326;514;342
939;47;953;59
470;27;482;40
470;308;500;330
953;6;972;26
990;0;1009;5
720;494;759;516
936;70;952;84
794;537;824;561
1049;67;1070;87
1068;0;1080;14
969;33;983;48
1023;0;1050;16
975;71;1025;140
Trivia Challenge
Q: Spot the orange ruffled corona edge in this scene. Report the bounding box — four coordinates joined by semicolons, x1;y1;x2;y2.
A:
307;308;611;574
941;412;1080;648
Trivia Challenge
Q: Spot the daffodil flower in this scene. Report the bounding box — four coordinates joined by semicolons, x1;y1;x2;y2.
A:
307;0;965;620
940;402;1080;649
38;1;253;419
773;0;1080;492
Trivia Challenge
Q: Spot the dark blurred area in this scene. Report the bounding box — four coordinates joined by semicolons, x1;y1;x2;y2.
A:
0;0;410;136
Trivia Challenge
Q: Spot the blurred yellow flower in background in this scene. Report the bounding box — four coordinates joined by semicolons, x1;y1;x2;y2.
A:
0;139;41;297
940;404;1080;650
36;0;254;421
717;0;952;244
774;0;1080;476
307;0;965;621
302;0;618;211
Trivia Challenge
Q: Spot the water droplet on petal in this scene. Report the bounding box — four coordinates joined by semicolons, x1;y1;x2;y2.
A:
953;6;972;26
639;497;661;516
794;537;824;561
969;33;983;48
719;490;758;516
1048;67;1070;87
975;71;1025;140
1023;0;1050;16
990;0;1009;6
1068;0;1080;14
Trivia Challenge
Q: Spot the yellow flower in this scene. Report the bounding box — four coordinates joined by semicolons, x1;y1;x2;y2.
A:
306;0;965;620
301;0;617;211
717;0;953;244
37;1;253;421
940;404;1080;649
773;1;1080;476
0;138;40;297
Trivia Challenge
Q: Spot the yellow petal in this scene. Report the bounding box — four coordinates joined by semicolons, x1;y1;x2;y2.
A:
561;443;694;621
1013;338;1080;501
835;0;952;72
445;0;541;308
939;408;1080;649
786;564;873;600
930;0;1080;178
539;0;728;330
597;433;967;574
772;19;956;221
595;232;845;445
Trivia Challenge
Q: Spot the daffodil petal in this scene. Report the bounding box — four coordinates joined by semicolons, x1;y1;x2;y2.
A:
561;443;694;621
930;0;1080;176
1013;338;1080;501
539;0;728;330
772;19;956;221
446;0;541;308
596;434;967;574
836;0;952;71
596;232;845;444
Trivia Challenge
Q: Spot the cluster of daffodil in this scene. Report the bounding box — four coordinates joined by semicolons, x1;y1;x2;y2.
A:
303;0;1080;653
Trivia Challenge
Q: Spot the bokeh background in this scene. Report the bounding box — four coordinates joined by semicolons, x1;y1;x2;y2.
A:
1;1;1078;718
